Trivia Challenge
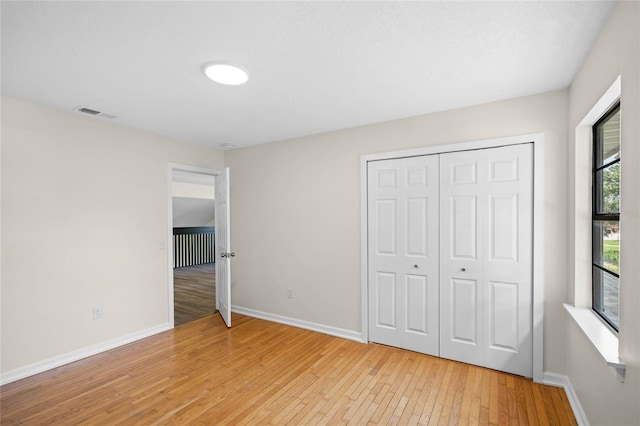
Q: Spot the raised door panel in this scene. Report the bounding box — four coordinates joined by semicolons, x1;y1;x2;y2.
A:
376;200;397;256
489;280;519;351
451;161;477;185
451;196;477;260
489;157;519;182
407;166;428;187
405;274;428;335
406;198;428;257
489;195;519;262
450;278;478;344
376;272;397;329
377;169;398;189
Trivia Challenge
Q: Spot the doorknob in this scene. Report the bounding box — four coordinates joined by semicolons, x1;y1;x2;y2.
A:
229;252;235;257
413;265;418;268
461;268;466;272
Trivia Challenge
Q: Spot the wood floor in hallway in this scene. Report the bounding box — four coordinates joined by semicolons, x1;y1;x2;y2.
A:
173;262;216;326
0;314;577;425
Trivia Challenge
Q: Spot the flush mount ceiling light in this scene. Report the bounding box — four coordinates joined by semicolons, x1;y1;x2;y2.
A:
203;63;249;86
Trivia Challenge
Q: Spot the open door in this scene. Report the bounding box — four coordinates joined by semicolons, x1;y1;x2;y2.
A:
215;167;232;327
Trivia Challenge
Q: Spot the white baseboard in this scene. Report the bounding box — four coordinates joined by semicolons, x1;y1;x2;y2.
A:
543;372;589;426
0;323;172;386
231;305;364;343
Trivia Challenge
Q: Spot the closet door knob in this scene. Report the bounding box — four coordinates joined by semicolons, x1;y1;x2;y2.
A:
461;268;466;272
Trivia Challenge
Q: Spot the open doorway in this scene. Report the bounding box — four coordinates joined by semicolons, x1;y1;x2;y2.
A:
171;169;216;326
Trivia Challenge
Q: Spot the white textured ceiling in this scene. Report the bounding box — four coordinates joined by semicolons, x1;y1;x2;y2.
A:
1;1;615;149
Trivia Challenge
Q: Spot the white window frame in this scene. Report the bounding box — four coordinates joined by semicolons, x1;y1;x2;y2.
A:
566;75;625;382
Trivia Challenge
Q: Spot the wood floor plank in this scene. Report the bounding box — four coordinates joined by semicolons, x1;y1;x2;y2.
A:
427;361;456;425
498;372;510;425
468;367;484;425
418;358;447;424
532;382;552;426
409;356;440;422
449;363;469;425
522;377;540;425
459;365;480;424
1;314;577;425
551;385;578;426
397;355;430;424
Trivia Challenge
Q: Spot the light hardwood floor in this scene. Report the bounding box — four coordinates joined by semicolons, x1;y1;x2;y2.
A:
0;314;576;425
173;262;216;326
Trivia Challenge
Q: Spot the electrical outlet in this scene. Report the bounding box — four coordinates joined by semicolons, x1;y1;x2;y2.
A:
93;305;103;320
286;288;293;299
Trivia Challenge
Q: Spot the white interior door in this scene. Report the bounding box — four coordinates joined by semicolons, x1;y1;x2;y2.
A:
215;167;232;327
439;144;533;376
368;155;440;356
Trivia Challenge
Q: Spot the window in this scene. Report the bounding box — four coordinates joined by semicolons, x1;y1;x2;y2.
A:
592;102;621;331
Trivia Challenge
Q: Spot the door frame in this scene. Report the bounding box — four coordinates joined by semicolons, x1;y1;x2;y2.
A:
360;133;545;382
167;163;222;327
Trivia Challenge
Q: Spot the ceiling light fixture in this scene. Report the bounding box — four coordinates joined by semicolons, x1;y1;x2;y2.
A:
203;63;249;86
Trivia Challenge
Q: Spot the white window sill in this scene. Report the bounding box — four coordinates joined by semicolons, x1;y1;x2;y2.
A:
563;303;625;382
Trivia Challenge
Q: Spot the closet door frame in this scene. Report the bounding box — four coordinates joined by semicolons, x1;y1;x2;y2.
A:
360;133;545;383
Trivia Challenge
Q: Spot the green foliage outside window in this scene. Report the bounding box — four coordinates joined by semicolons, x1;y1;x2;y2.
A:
602;163;620;213
603;240;619;272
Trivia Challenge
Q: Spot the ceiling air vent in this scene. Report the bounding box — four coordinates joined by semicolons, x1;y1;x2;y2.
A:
78;107;100;115
74;106;117;119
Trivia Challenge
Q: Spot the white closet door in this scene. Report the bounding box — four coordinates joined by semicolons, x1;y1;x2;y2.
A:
439;144;533;377
368;155;440;356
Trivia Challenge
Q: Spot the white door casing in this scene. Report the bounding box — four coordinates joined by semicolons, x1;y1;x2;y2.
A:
167;163;231;328
439;144;533;377
368;155;440;356
215;167;232;327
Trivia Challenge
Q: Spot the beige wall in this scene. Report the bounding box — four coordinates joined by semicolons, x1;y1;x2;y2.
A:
1;97;224;373
567;2;640;424
226;89;569;375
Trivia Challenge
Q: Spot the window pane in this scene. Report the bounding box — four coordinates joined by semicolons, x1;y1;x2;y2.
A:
595;162;620;213
595;108;620;167
593;266;619;329
593;221;620;272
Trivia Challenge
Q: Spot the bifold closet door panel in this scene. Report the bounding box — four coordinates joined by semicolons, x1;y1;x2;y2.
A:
439;144;533;377
367;155;440;356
